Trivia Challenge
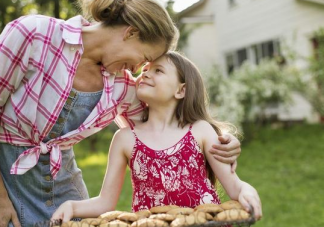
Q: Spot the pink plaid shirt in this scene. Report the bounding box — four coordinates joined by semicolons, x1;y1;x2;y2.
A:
0;15;144;178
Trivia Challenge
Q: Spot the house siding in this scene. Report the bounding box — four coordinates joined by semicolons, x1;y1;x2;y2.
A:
215;0;324;72
178;0;324;122
180;0;218;74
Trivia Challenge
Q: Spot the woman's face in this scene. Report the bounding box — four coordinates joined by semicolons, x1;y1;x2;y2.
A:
101;30;167;74
136;56;183;104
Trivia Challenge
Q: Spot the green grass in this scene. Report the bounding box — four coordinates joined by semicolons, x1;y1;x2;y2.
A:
75;124;324;226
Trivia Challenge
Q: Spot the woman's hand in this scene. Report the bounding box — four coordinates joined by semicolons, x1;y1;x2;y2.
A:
238;183;262;220
0;195;21;227
209;133;241;172
51;201;74;223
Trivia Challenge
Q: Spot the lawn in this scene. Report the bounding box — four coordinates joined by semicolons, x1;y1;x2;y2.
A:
74;124;324;227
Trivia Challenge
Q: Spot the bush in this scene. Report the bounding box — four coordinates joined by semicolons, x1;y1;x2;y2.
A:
205;60;300;133
306;28;324;117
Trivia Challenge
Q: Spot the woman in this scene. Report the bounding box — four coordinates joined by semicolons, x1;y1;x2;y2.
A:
0;0;241;226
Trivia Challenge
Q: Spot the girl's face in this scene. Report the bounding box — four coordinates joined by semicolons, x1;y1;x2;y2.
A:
136;56;185;104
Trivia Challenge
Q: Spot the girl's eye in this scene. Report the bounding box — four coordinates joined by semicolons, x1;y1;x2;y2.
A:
155;69;163;73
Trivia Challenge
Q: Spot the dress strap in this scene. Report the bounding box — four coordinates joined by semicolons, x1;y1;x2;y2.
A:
189;123;193;131
130;126;138;140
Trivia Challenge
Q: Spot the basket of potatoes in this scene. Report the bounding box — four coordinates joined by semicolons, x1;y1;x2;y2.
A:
37;200;255;227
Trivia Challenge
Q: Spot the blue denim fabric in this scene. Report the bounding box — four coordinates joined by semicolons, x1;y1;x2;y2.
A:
0;88;102;227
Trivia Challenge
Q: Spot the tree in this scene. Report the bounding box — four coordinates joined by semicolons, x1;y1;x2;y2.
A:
165;0;201;50
34;0;60;18
307;28;324;120
0;0;20;32
0;0;77;32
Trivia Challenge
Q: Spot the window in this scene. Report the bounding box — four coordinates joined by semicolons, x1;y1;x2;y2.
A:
237;48;247;66
225;48;248;75
225;39;281;75
253;40;280;64
252;45;261;65
226;54;235;75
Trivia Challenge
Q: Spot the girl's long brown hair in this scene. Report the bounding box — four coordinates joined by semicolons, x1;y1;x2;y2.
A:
142;51;231;185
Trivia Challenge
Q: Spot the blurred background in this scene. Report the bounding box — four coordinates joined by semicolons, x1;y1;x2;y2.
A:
1;0;324;226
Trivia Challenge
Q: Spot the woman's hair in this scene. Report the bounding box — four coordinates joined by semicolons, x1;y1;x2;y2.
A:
142;51;235;185
78;0;178;51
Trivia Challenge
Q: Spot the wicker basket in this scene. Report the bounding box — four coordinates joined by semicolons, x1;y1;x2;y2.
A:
34;210;256;227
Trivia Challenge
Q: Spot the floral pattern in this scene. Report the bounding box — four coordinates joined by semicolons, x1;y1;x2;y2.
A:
130;125;221;212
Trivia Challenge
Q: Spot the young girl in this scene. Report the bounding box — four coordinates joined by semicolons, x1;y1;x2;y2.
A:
52;51;262;221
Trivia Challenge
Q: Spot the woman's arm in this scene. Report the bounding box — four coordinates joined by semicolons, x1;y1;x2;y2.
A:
0;16;36;227
51;129;129;222
0;16;34;108
209;134;241;172
0;173;21;227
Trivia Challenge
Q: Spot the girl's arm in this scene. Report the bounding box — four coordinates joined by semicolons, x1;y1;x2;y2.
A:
51;129;129;222
194;121;262;219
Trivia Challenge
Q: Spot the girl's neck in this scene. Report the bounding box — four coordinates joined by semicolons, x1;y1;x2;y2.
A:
144;105;179;132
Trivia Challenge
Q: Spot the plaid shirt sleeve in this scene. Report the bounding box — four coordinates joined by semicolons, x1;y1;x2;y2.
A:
0;16;35;110
115;95;146;128
114;72;146;128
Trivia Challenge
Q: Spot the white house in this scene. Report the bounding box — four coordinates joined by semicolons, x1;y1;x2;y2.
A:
177;0;324;122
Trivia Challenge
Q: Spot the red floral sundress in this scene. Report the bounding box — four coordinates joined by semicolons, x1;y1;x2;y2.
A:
129;124;221;212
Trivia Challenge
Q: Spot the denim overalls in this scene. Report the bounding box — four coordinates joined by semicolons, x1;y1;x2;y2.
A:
0;88;102;227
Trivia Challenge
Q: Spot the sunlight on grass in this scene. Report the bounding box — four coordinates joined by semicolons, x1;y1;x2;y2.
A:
78;153;108;168
75;124;324;226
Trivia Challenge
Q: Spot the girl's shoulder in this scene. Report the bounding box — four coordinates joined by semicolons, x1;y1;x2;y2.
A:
191;120;220;147
192;120;215;132
112;127;138;158
113;127;136;154
115;127;135;143
191;120;214;140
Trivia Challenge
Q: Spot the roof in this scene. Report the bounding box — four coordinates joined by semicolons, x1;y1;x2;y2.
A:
176;0;207;18
298;0;324;5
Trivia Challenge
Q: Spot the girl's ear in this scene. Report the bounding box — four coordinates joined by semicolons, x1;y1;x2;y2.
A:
123;26;140;40
175;83;186;99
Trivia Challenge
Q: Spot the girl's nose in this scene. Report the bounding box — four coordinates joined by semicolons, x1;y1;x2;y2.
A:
143;71;151;79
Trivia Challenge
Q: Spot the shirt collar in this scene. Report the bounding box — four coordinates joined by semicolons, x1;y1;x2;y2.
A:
62;15;90;45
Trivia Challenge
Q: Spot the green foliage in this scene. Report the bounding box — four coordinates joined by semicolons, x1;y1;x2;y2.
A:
205;67;245;130
74;123;118;156
165;0;201;50
206;60;299;131
274;27;324;119
306;28;324;116
0;0;77;32
76;124;324;226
